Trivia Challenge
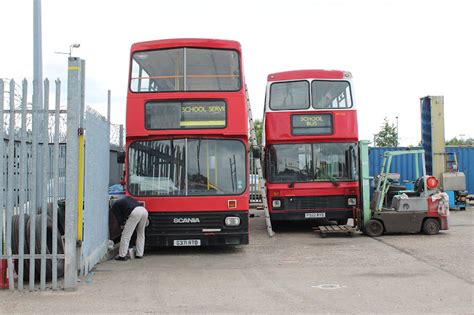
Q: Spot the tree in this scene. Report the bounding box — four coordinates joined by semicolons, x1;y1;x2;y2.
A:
374;117;398;147
252;119;263;145
446;137;474;146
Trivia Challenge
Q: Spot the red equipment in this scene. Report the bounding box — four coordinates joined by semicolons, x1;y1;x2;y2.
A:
124;39;249;246
1;259;8;289
263;70;359;225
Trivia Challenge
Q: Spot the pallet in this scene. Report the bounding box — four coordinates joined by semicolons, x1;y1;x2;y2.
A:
314;225;356;238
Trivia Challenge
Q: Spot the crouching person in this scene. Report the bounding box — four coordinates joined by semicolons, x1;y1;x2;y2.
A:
111;196;149;261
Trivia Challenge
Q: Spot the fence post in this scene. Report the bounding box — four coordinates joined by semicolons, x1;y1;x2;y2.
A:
40;78;49;290
64;57;83;290
18;79;28;290
52;79;61;290
6;80;16;290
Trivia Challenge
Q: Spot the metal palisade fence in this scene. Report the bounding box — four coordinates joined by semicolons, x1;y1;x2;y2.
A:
0;78;65;290
1;57;112;291
81;107;110;275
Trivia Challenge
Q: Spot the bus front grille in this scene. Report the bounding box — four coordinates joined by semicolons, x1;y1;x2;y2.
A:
146;211;248;234
278;196;350;210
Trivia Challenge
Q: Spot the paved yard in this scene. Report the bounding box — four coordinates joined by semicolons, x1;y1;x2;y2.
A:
1;207;473;314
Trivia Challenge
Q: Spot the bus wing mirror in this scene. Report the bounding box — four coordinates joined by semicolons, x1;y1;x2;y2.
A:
117;151;125;164
252;147;261;160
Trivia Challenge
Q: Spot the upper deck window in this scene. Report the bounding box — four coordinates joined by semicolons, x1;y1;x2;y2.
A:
269;81;310;110
312;80;352;109
130;48;241;92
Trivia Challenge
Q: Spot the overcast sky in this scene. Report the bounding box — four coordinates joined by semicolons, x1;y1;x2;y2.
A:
1;0;473;145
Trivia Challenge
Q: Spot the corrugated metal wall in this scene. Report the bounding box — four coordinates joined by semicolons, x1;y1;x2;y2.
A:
369;146;474;194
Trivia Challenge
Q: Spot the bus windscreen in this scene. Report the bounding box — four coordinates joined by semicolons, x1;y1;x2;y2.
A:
267;142;358;183
128;138;246;196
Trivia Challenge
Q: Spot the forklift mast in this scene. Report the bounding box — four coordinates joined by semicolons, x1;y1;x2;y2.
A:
374;150;428;212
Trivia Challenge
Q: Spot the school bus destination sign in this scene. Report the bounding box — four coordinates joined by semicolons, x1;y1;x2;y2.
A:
145;101;226;129
291;113;333;135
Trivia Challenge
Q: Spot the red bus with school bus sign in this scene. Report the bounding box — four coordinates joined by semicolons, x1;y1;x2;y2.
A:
263;70;359;225
124;38;249;246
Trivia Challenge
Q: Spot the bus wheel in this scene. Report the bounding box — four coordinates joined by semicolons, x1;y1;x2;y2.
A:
422;218;440;235
365;219;384;237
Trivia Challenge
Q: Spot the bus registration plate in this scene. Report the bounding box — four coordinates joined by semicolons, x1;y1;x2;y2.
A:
173;239;201;246
305;213;326;218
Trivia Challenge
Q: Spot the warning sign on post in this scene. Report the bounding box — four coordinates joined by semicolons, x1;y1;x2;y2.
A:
291;114;333;135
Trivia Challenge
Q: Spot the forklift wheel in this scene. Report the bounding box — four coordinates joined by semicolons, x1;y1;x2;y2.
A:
365;219;384;237
422;218;440;235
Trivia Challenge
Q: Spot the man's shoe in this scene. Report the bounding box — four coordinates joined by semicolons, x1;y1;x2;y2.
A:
135;255;143;259
115;255;129;261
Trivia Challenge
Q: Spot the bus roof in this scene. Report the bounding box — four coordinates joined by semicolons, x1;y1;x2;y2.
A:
131;38;241;52
267;70;350;82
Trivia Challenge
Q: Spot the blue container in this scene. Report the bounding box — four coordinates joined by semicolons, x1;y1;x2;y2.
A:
368;147;424;184
369;146;474;195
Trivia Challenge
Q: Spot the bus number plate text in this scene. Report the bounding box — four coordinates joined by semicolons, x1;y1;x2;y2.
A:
305;213;326;218
173;239;201;246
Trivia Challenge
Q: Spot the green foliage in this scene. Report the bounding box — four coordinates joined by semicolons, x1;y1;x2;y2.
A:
253;119;263;145
446;137;474;145
374;117;398;147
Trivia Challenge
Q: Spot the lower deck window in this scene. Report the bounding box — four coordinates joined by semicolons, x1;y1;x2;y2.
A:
267;142;358;183
128;138;246;196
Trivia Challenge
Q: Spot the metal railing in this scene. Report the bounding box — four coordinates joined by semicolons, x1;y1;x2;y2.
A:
1;78;65;290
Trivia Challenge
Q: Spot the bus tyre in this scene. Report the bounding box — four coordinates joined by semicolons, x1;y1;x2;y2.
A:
422;218;440;235
365;219;384;237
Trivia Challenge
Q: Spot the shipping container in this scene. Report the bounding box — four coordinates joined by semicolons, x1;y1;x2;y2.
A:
369;146;473;194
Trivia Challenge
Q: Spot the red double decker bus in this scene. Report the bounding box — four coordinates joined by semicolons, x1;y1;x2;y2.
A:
263;70;359;225
125;39;249;246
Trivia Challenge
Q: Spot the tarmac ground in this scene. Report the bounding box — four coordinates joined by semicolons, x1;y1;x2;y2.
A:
1;206;473;314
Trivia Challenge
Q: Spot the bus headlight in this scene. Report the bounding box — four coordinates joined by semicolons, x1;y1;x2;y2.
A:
225;216;241;227
348;198;357;206
272;199;282;208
